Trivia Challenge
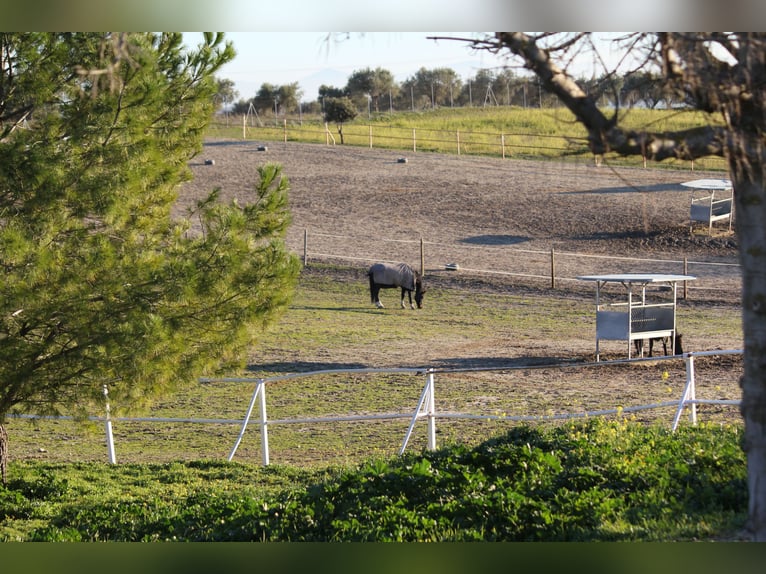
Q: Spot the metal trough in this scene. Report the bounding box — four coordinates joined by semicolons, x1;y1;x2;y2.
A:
577;274;696;361
682;178;733;235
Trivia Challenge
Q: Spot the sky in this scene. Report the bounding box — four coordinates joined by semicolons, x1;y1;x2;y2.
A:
184;32;513;103
184;32;628;104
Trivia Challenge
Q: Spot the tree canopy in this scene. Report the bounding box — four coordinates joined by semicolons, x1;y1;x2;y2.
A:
0;32;301;483
323;96;358;143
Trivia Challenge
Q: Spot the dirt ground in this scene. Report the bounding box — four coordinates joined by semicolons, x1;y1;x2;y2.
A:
178;138;744;425
181;138;739;260
180;137;740;301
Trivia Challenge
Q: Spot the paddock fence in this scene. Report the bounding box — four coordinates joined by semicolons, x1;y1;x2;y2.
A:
295;229;741;302
9;349;743;466
208;116;729;172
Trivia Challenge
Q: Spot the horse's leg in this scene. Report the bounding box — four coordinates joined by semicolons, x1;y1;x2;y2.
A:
634;339;644;357
369;274;375;304
403;288;414;309
373;284;384;308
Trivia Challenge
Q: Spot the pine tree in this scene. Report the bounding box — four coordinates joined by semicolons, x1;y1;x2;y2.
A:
0;33;301;483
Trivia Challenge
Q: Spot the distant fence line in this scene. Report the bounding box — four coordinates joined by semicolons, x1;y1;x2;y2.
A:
208;116;728;172
9;350;744;466
298;229;741;300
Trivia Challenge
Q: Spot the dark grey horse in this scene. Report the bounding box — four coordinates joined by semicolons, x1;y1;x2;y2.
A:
368;262;425;309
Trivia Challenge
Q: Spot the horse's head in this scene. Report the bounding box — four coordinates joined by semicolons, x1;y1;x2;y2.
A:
414;276;426;309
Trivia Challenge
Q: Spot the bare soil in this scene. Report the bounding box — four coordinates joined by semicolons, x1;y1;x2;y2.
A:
182;139;739;261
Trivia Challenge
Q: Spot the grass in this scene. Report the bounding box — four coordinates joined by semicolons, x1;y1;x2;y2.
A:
4;263;743;468
208;106;728;171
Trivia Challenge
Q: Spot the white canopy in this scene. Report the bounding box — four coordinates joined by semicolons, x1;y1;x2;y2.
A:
680;178;732;190
577;274;696;284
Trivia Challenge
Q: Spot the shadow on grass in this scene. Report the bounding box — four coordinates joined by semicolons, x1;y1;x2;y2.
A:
429;354;588;371
460;234;530;246
247;355;590;375
563;183;687;195
290;305;385;314
246;361;370;374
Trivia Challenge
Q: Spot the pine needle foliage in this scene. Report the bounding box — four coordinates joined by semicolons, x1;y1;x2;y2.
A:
0;33;301;473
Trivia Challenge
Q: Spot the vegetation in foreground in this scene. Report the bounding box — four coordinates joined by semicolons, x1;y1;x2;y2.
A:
0;419;746;541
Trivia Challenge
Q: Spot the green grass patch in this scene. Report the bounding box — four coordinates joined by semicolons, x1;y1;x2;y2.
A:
5;264;742;467
208;106;728;171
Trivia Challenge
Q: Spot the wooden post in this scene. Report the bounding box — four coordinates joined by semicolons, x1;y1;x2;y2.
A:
303;229;308;266
413;128;417;152
683;256;688;299
283;119;287;142
420;237;425;277
550;247;556;289
501;134;506;159
242;114;246;140
456;130;460;156
369;125;373;148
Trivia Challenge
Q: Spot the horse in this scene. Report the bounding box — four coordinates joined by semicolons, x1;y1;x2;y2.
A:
368;262;425;309
634;333;684;357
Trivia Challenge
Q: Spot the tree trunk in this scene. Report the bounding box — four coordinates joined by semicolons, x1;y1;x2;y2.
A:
0;423;8;486
730;153;766;540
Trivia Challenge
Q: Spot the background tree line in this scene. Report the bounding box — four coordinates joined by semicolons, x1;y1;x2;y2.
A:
218;66;682;119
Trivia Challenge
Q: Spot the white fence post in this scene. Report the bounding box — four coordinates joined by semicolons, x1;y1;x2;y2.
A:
672;354;698;431
259;381;270;466
426;369;436;451
228;379;266;463
400;371;434;455
103;384;116;464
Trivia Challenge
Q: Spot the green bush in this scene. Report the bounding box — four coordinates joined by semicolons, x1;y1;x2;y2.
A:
4;419;746;542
